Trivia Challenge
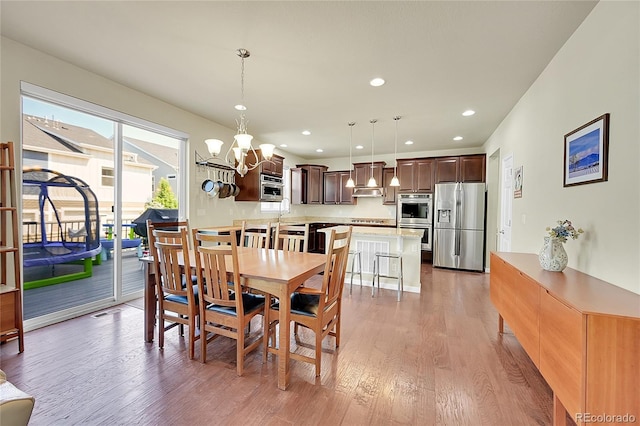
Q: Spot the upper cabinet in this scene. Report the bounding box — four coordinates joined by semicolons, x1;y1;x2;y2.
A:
323;171;355;205
434;154;486;183
382;167;398;205
397;158;434;193
234;150;285;201
353;162;386;187
260;153;284;177
292;164;328;204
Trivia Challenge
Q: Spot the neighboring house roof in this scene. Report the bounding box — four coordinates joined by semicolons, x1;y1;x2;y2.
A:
24;115;113;152
22;115;160;168
22;116;84;154
123;136;178;169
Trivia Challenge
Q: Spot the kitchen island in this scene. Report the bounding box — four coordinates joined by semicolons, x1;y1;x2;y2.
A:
319;225;423;294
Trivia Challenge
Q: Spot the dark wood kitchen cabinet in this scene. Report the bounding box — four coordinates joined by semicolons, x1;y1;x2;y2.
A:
260;153;284;177
397;158;434;193
291;164;327;204
323;171;355;205
353;162;385;187
234;150;284;201
382;167;398;205
434;154;485;183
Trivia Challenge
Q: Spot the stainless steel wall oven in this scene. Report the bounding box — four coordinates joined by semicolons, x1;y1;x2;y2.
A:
397;193;433;251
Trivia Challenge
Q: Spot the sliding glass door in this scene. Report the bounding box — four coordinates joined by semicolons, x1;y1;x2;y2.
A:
20;83;186;329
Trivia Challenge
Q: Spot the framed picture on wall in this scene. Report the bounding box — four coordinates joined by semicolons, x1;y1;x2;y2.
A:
514;166;523;198
564;113;610;187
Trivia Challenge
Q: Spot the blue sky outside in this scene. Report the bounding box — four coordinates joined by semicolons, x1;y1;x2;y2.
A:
23;97;113;137
23;97;181;148
569;128;599;160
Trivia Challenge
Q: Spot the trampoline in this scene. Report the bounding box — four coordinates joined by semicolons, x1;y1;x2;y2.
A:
22;167;101;289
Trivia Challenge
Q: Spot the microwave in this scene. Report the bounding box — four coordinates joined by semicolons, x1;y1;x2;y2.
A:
260;174;283;201
397;193;433;226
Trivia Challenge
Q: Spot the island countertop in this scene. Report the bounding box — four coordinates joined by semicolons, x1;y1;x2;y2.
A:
318;225;423;239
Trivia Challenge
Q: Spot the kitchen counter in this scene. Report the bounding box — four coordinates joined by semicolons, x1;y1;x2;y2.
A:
233;216;396;227
319;225;422;294
319;225;423;239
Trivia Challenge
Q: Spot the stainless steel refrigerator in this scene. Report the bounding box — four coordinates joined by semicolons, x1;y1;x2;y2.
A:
433;182;486;272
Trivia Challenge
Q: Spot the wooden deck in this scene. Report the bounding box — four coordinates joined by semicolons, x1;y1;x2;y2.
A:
23;249;144;320
1;264;576;425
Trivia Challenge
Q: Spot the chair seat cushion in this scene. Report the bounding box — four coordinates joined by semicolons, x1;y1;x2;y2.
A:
206;292;265;316
271;293;320;317
164;284;199;304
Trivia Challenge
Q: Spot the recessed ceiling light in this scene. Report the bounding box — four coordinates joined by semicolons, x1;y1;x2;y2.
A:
369;77;385;87
302;130;311;136
280;144;288;147
405;140;414;145
462;110;475;116
316;148;323;153
235;104;246;111
453;136;463;141
355;145;364;150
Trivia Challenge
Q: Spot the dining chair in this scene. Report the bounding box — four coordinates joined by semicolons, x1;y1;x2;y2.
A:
150;226;199;360
239;221;273;249
264;226;352;377
192;230;267;376
273;223;309;253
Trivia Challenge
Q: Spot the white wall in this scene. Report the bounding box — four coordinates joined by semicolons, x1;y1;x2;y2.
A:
484;2;640;293
2;37;486;229
0;36;278;230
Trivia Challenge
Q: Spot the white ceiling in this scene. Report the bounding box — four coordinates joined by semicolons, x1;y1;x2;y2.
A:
1;1;597;160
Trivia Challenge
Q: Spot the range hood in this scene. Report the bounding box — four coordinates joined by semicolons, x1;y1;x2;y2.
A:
352;187;385;198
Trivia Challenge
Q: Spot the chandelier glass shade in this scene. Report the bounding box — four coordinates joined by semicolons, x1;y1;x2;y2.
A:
203;48;274;177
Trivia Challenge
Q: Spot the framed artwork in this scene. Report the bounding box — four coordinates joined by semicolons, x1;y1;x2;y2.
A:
514;166;523;198
564;113;610;187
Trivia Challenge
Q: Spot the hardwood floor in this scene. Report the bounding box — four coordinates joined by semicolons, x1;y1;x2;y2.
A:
1;264;565;425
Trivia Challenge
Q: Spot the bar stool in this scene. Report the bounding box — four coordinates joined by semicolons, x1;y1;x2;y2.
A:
348;250;363;294
372;252;404;301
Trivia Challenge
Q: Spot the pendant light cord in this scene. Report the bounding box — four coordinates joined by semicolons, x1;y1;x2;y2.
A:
370;119;377;179
348;122;355;178
394;116;400;175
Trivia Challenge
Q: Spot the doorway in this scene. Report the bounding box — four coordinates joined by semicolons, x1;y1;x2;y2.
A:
20;83;187;329
499;153;513;252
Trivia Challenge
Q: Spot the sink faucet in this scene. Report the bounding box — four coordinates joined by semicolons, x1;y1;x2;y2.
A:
278;197;290;222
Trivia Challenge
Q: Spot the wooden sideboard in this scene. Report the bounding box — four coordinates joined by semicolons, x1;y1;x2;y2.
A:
490;252;639;426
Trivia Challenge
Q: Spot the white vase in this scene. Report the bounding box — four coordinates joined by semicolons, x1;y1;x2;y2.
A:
538;236;568;272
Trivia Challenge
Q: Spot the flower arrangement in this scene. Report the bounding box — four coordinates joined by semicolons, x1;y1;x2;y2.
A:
546;219;584;243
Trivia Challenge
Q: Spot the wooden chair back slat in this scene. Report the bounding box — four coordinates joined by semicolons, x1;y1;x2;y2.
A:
273;223;309;253
320;228;352;308
239;221;272;249
193;231;242;310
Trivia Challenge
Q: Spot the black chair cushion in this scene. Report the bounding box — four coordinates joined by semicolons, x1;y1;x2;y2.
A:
206;292;265;316
271;293;320;317
165;283;199;305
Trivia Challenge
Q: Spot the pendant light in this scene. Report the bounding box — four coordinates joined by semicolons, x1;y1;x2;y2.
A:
345;122;356;188
367;119;378;187
390;116;401;187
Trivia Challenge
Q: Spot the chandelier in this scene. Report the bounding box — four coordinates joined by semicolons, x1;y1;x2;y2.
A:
204;48;275;177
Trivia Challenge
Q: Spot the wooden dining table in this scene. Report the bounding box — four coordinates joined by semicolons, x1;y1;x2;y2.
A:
141;246;327;390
